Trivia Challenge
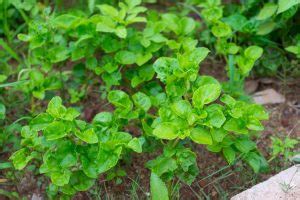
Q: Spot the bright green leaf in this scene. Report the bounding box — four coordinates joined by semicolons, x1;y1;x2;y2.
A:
244;46;263;60
0;75;7;83
10;148;33;170
211;21;232;38
71;171;95;191
44;121;67;140
115;51;136;65
180;17;196;35
128;138;143;153
115;26;127;38
53;14;79;29
256;3;278;20
171;100;192;117
190;127;212;145
30;113;54;131
96;146;122;174
150;172;169;200
46;96;66;118
192;83;221;108
223;118;248;134
108;90;132;109
75;128;98;144
153;122;178;140
211;128;227;143
63;108;80;121
220;94;236;108
277;0;300;14
93;112;113;125
247;118;264;131
50;170;72;186
98;4;119;17
132;92;151;112
153;57;180;82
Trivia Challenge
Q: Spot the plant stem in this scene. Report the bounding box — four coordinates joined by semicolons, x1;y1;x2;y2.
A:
228;54;235;87
3;0;11;44
31;96;35;113
171;137;180;148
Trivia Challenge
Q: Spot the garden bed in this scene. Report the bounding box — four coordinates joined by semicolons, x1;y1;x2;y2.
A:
0;0;299;199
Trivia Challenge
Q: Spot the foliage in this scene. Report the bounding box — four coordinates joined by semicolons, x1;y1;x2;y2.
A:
269;136;299;162
186;0;300;96
1;0;298;199
10;96;143;196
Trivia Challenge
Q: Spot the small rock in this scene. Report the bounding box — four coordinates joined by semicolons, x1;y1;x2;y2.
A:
245;80;259;94
259;78;276;84
253;89;285;105
31;193;42;200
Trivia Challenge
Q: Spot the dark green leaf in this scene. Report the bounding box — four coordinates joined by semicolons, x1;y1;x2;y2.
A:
223;147;236;164
234;139;256;153
0;103;5;120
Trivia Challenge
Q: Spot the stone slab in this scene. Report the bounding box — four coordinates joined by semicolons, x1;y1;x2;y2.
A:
231;165;300;200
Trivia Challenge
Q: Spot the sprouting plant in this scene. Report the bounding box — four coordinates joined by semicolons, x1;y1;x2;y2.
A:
269;136;299;162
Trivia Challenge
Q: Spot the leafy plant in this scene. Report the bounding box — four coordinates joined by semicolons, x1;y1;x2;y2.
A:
185;0;300;96
10;96;143;198
1;0;280;199
10;47;269;198
269;136;299;162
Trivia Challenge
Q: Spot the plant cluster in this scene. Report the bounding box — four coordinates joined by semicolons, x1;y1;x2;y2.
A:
186;0;300;96
0;0;299;199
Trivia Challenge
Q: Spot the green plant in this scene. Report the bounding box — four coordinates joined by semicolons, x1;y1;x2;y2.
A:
10;49;269;198
1;0;278;199
269;136;299;162
184;0;300;94
285;34;300;58
10;96;144;198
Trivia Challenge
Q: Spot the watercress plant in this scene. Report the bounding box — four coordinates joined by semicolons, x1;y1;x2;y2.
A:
5;0;274;199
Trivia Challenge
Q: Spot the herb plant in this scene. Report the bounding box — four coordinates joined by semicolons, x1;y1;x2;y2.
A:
3;0;298;199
